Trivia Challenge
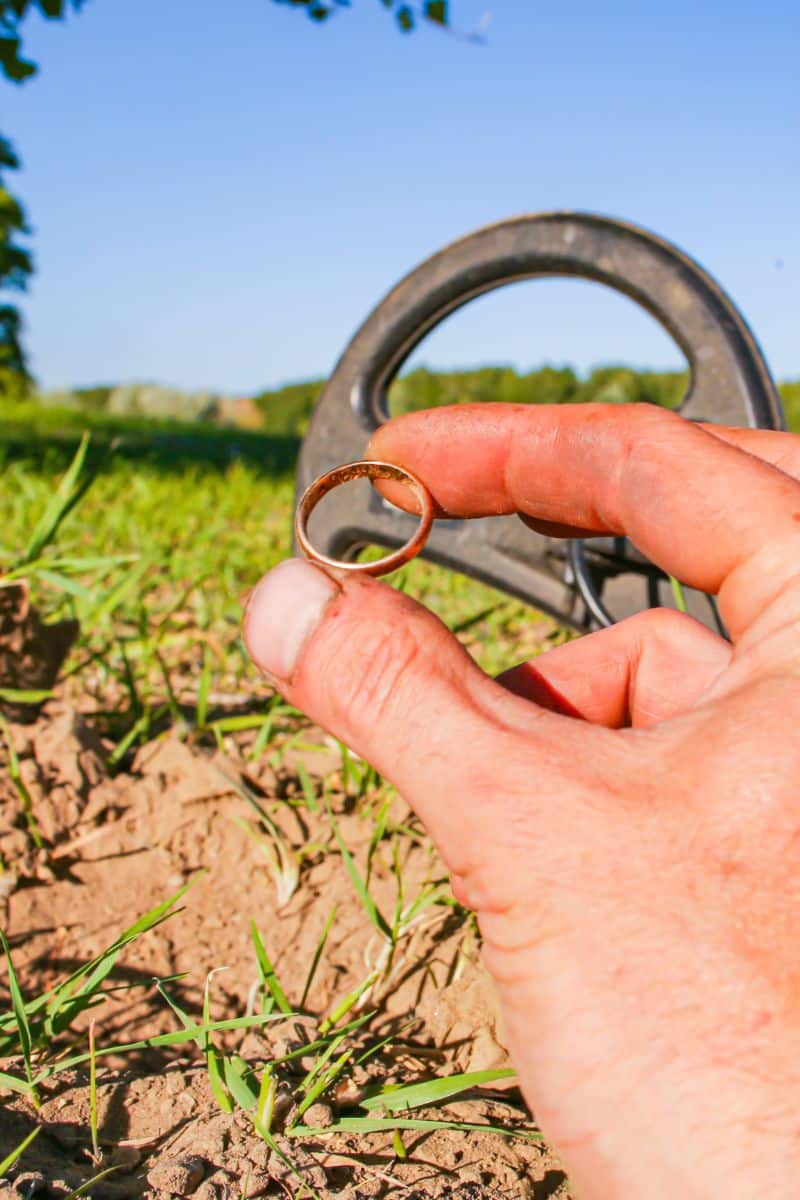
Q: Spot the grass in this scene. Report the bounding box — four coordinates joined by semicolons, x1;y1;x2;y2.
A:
0;403;554;767
0;402;551;1187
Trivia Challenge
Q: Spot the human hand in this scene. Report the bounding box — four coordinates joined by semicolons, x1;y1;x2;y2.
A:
243;403;800;1199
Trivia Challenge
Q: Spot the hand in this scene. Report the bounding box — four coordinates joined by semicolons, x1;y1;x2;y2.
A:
243;403;800;1199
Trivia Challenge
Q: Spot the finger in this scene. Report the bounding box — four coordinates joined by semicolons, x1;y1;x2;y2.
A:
367;403;800;638
498;608;731;729
242;558;601;879
521;423;800;538
700;423;800;481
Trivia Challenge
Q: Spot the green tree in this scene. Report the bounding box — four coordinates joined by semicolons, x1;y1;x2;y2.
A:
279;0;449;33
0;1;87;397
0;134;31;392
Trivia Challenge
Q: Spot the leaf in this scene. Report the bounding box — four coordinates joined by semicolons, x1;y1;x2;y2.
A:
203;972;233;1114
38;1012;286;1081
327;803;390;939
669;576;688;613
360;1068;516;1113
250;919;292;1015
320;970;379;1034
300;905;336;1010
424;0;448;24
396;4;414;31
22;432;92;563
288;1115;543;1140
0;1067;35;1097
0;687;53;703
223;1054;259;1112
293;1047;352;1123
0;36;37;83
0;930;34;1082
253;1066;276;1138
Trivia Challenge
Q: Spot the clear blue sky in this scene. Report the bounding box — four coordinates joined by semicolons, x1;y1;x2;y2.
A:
3;0;798;393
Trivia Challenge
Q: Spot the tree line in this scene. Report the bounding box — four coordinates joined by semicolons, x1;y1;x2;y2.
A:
30;365;800;435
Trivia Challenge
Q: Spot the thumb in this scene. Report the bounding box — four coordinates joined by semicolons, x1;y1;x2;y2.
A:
242;558;561;874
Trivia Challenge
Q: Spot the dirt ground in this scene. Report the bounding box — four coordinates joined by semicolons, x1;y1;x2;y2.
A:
1;710;575;1190
0;615;571;1200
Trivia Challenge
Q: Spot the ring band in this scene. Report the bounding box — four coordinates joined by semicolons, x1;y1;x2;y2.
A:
295;460;434;577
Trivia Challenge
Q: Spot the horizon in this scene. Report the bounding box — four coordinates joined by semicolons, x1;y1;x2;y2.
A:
38;356;799;402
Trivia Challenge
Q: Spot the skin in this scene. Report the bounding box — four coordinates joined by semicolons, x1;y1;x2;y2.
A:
243;403;800;1198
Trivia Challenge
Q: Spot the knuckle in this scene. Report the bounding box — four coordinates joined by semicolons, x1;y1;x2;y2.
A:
641;605;695;640
318;601;427;734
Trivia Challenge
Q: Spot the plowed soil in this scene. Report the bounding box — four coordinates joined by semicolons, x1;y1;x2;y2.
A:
1;675;570;1199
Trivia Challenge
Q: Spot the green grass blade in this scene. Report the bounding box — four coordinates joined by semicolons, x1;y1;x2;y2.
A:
288;1116;542;1141
22;432;92;564
0;687;54;704
156;982;200;1045
295;760;319;814
450;600;505;635
294;1048;352;1122
272;1013;373;1067
365;800;390;888
33;568;91;598
360;1068;516;1113
203;973;234;1114
0;715;45;850
0;1068;36;1097
212;714;278;734
298;1030;348;1096
326;803;390;939
260;1131;323;1200
88;1023;100;1164
45;880;194;1027
62;1165;121;1200
196;646;213;730
0;1126;41;1175
0;930;35;1092
253;1066;276;1138
47;949;121;1035
88;558;151;626
669;575;688;612
320;970;379;1035
250;919;291;1015
299;906;337;1011
223;1054;259;1111
37;1012;288;1081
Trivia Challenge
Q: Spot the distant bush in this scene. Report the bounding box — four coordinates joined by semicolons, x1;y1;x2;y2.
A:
36;383;219;421
107;384;220;422
0;365;33;403
389;364;689;414
779;380;800;432
26;367;799;435
252;379;325;435
74;384;114;411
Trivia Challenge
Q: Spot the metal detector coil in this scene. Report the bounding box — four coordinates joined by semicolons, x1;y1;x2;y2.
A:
296;212;784;632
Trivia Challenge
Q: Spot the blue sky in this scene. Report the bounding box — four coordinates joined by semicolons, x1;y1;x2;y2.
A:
3;0;798;392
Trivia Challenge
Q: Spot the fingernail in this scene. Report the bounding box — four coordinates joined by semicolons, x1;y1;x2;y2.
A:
244;558;339;682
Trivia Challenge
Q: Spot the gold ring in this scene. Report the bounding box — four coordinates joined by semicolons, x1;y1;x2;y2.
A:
295;460;434;577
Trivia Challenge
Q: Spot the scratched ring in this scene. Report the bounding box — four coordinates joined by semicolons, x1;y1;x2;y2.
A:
295;460;434;577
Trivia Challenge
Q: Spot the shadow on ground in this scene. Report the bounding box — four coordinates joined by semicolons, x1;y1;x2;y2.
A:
0;417;301;478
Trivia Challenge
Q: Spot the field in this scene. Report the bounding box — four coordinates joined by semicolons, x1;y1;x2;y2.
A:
0;403;572;1199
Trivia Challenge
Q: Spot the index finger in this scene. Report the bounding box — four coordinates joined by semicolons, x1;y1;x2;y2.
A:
367;403;800;640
